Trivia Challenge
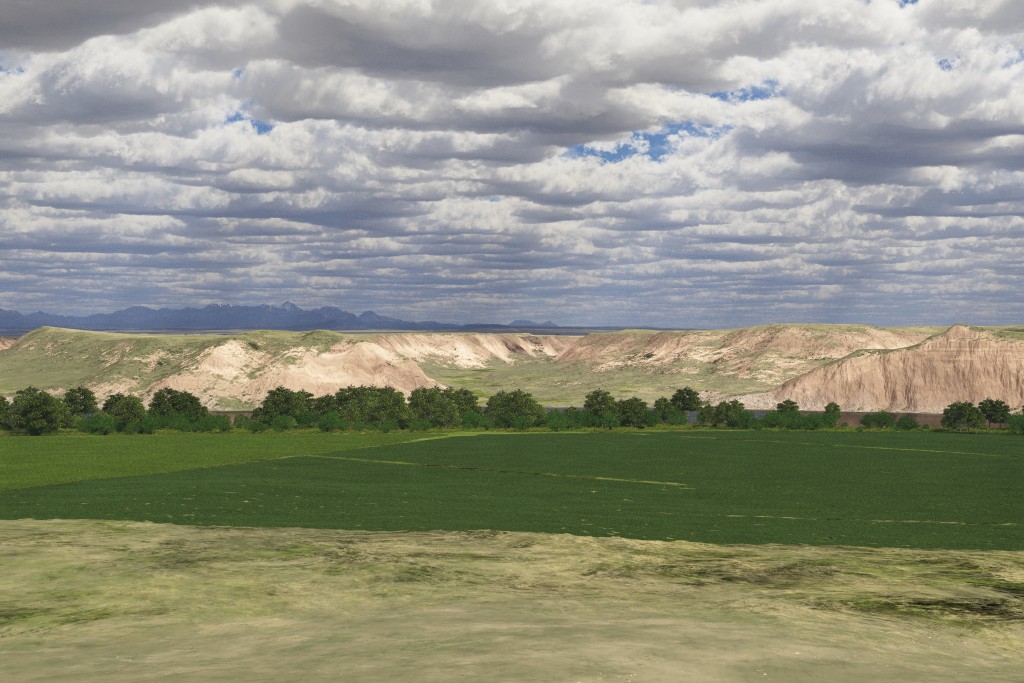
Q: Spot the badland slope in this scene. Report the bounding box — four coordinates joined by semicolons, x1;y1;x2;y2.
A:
0;324;943;409
749;325;1024;413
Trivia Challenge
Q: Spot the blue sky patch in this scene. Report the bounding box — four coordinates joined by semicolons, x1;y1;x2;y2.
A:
709;80;780;103
565;121;730;163
899;0;918;7
226;111;274;135
937;58;953;71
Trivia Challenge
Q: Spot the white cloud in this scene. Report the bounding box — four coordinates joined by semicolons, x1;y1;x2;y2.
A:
0;0;1022;325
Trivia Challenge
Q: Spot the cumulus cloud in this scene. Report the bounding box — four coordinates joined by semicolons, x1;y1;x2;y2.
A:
0;0;1022;326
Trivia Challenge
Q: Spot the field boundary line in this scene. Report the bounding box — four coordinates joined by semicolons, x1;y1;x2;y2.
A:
306;454;692;489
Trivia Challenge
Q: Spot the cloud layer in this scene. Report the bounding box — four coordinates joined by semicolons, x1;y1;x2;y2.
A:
1;0;1022;326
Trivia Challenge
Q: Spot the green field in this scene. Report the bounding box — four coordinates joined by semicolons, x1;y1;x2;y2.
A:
2;430;1022;549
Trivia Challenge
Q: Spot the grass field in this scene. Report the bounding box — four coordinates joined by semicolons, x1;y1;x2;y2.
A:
2;430;1022;549
3;429;1024;681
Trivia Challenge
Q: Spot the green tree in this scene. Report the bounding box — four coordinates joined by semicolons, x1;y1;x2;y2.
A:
583;389;619;426
941;402;985;431
485;389;546;428
443;387;480;415
253;387;313;423
616;397;651;428
775;399;800;413
824;402;841;418
670;387;702;412
978;399;1011;427
10;387;65;435
653;397;673;422
335;386;409;427
0;395;11;430
310;395;339;416
408;387;460;427
102;393;147;431
63;386;98;421
148;387;208;422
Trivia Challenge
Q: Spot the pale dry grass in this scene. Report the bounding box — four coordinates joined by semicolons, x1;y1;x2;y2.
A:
2;519;1023;681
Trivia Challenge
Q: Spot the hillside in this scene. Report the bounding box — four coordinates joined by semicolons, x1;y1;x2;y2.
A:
0;324;942;409
748;325;1024;413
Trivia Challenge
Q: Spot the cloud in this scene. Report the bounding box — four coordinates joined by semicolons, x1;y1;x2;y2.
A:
0;0;1022;326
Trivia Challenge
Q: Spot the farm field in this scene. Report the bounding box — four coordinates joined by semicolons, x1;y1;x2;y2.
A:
2;430;1024;681
2;430;1022;549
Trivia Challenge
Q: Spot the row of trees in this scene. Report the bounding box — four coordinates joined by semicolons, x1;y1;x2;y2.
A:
0;386;228;435
2;383;1022;436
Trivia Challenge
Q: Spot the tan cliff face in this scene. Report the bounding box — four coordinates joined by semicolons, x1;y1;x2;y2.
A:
0;338;15;352
752;326;1024;413
1;324;1015;411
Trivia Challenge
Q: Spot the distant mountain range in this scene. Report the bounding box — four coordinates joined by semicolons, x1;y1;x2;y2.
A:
0;303;562;336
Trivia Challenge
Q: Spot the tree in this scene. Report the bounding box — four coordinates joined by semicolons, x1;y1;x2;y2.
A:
408;387;460;428
583;389;618;426
616;397;651;428
0;395;11;430
443;387;480;415
10;387;65;435
253;387;313;423
334;386;409;427
102;393;146;431
653;397;673;422
63;386;98;420
670;387;702;412
698;400;754;428
978;399;1011;428
775;399;800;413
485;389;546;428
824;402;841;418
941;402;985;431
148;387;208;422
310;395;339;416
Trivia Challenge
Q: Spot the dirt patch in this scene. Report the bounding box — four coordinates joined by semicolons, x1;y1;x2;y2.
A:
1;520;1022;682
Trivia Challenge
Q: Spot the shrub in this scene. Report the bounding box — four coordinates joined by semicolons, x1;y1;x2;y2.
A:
460;410;492;430
1005;414;1024;435
270;415;298;431
316;411;346;432
895;415;919;431
860;411;895;429
194;415;232;432
77;412;117;435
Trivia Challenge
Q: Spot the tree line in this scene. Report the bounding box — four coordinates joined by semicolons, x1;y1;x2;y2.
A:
1;383;1021;436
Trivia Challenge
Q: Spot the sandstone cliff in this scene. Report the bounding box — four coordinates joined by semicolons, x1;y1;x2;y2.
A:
752;326;1024;413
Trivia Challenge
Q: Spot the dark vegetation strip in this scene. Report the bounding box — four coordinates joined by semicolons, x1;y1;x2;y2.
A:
1;432;1021;550
0;431;428;491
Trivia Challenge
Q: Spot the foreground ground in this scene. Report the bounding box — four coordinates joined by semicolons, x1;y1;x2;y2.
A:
2;519;1023;682
2;430;1023;680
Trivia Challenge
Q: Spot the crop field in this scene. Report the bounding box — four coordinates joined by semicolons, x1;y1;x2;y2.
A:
2;430;1022;550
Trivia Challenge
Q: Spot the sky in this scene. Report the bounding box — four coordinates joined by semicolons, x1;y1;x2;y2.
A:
1;0;1023;328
